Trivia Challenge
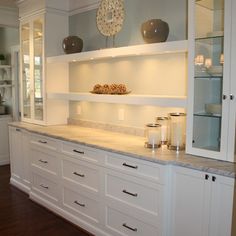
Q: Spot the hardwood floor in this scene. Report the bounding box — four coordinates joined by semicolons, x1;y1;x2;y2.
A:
0;165;93;236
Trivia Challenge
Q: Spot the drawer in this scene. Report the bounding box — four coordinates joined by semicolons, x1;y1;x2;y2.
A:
31;148;59;176
62;158;99;193
106;207;160;236
61;141;104;164
63;186;99;223
32;173;59;202
105;153;165;184
106;172;162;215
30;134;59;151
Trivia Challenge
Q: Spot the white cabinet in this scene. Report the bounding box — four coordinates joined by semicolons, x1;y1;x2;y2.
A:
19;3;68;125
104;153;167;236
170;166;234;236
8;126;31;193
186;0;236;162
0;115;12;165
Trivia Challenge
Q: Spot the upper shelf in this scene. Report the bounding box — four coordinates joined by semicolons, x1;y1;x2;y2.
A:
47;92;187;108
47;40;188;63
0;65;11;69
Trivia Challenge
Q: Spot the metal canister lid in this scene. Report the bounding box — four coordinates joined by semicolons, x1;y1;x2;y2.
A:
146;123;161;127
169;112;186;117
156;116;169;121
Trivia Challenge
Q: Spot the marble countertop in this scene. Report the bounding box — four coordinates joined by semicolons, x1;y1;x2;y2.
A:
8;122;236;178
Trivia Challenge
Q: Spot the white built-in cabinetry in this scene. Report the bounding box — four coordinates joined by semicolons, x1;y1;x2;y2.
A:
186;0;236;162
8;127;235;236
170;166;234;236
0;115;12;165
19;1;69;125
8;126;31;193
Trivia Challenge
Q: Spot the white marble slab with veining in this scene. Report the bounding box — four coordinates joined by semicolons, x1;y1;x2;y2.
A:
8;122;236;178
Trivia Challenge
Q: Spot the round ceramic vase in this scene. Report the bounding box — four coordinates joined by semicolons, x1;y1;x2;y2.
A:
141;19;169;43
62;36;83;54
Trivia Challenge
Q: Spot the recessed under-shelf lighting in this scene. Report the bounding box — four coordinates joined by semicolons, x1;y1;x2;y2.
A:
90;57;94;60
72;60;77;62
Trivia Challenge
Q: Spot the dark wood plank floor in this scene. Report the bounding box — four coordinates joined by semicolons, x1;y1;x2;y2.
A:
0;165;93;236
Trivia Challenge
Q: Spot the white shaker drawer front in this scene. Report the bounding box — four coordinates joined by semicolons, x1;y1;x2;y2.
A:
106;153;165;184
30;134;59;151
62;158;99;193
63;187;99;223
106;173;161;215
31;149;59;175
61;142;104;164
106;207;160;236
32;173;59;202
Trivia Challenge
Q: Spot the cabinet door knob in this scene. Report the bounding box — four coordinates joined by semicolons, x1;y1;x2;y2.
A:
205;174;209;180
212;176;216;182
16;128;21;132
222;94;227;100
230;94;234;100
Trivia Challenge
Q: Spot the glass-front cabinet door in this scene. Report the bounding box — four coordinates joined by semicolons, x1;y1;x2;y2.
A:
187;0;233;161
21;22;31;119
20;16;44;123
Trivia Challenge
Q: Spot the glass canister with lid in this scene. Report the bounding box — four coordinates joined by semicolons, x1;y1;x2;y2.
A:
145;123;161;149
167;113;186;151
156;116;169;145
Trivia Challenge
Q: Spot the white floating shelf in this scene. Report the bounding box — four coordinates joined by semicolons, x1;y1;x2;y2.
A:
0;65;11;69
47;92;187;108
47;40;188;63
0;84;12;88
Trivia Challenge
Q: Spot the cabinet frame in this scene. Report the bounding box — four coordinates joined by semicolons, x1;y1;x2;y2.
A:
186;0;235;161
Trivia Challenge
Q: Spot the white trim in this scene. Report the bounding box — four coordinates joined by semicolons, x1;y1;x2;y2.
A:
69;2;100;15
47;40;188;63
0;159;10;166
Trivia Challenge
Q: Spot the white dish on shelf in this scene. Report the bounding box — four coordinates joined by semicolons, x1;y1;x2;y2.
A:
207;66;223;76
206;31;224;37
205;103;222;115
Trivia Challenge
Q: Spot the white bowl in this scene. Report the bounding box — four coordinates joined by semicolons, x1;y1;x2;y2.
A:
205;103;222;115
207;66;223;75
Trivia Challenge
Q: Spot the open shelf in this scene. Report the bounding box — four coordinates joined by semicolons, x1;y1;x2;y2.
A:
0;84;13;88
47;40;188;63
47;92;187;107
0;65;11;69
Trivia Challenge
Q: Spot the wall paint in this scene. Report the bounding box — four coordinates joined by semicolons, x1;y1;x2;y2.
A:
69;0;187;51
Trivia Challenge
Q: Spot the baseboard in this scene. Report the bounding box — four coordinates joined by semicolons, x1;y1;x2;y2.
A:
0;157;10;166
10;177;31;194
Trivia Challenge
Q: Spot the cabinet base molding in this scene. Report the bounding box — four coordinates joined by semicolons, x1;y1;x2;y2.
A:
0;158;10;166
29;192;111;236
10;177;31;194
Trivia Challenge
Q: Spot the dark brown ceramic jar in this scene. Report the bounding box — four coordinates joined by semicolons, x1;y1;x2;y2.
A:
141;19;169;43
62;36;83;54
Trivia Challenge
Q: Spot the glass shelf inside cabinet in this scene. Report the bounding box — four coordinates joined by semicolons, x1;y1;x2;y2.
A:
195;35;223;44
194;112;222;118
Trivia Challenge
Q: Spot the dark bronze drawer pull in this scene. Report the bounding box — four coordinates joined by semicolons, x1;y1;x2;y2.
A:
40;184;49;189
38;140;47;144
73;172;85;178
16;128;21;132
74;200;85;207
122;223;137;232
39;159;48;164
73;149;85;154
122;162;138;169
122;189;138;197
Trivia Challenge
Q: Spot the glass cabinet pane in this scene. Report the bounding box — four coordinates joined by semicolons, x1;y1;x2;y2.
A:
192;0;224;151
21;23;31;119
33;18;43;121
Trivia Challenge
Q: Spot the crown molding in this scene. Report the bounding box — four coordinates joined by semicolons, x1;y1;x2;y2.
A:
69;0;100;15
